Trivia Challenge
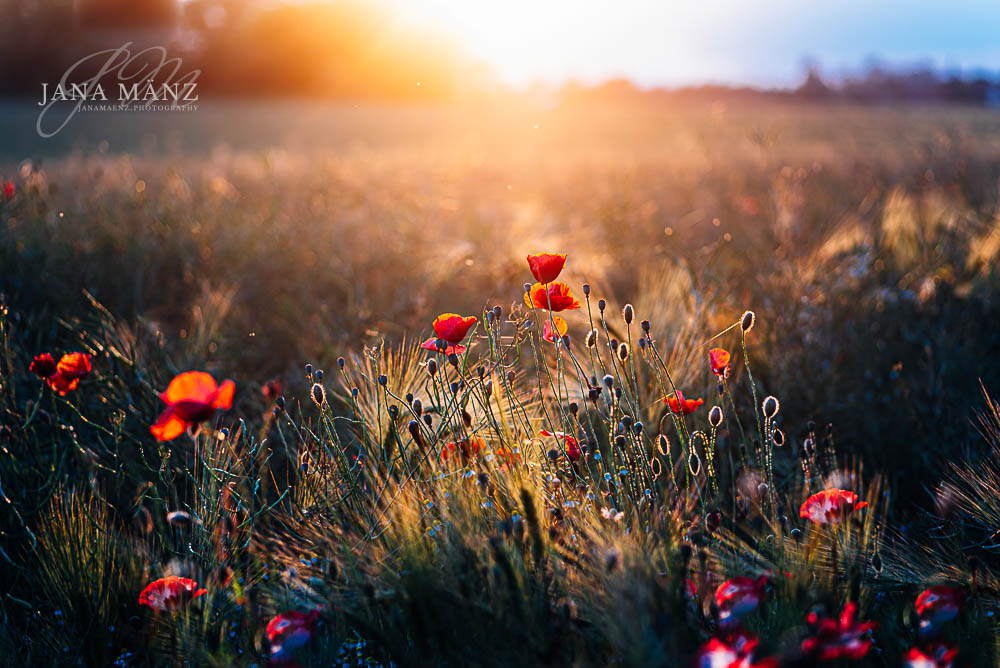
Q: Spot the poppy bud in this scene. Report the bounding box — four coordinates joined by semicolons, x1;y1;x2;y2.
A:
602;374;614;388
633;421;643;435
435;338;448;353
276;396;285;410
315;370;324;382
568;402;578;415
486;310;495;323
547;448;559;460
337;356;345;370
378;374;388;387
427;359;438;376
621;416;633;430
790;527;802;541
617;343;629;362
614;435;626;449
598;298;607;313
484;379;493;397
412;398;423;416
740;310;756;333
582;283;591;296
447;353;459;367
773;428;785;447
709;405;723;427
757;482;768;498
586;328;598;348
562;334;571;348
588;387;601;402
450;381;460;394
405;392;413;404
351;387;359;398
638;338;646;350
311;383;326;407
717;383;724;396
493;305;502;320
272;406;280;418
623;304;633;324
388;405;399;420
462;409;472;426
477;472;489;487
609;338;619;352
614;387;623;399
506;370;516;385
657;434;670;456
641;319;650;334
408;420;423;445
477;366;486;379
762;396;779;418
305;363;313;375
523;282;532;293
423;414;433;427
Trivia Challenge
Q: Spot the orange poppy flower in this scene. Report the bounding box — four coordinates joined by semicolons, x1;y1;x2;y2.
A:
539;428;581;460
2;181;13;201
524;282;581;312
138;576;207;611
420;337;467;356
526;253;567;283
36;352;93;395
709;347;731;377
30;353;58;379
151;371;235;441
432;313;478;344
799;489;869;525
542;316;569;343
664;391;703;415
440;436;486;462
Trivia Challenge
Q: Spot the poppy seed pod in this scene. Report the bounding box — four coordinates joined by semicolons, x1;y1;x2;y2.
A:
598;298;607;313
493;305;502;320
311;383;326;407
641;319;650;334
378;374;388;387
412;398;423;416
305;363;312;375
427;358;438;376
447;353;459;367
588;387;601;402
506;370;516;385
602;374;614;388
523;282;532;293
762;395;780;418
617;342;629;362
486;310;495;323
423;414;433;427
315;370;323;382
633;421;643;435
585;328;598;348
405;392;413;404
568;401;578;415
582;283;591;296
740;310;756;333
337;356;345;370
623;304;634;324
387;405;398;419
709;405;723;427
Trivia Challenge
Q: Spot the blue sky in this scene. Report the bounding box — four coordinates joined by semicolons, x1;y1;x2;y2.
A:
394;0;1000;86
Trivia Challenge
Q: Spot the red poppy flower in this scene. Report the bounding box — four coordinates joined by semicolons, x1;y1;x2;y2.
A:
440;436;486;462
664;391;704;415
542;316;569;343
267;609;320;664
432;313;478;344
801;602;877;661
138;576;207;611
539;428;581;460
915;586;964;634
492;445;520;470
524;282;581;312
714;575;768;627
40;352;93;395
30;353;58;379
709;348;731;377
904;644;958;668
262;379;282;402
693;631;777;668
799;489;869;525
151;371;235;441
420;337;467;356
526;253;567;284
2;181;13;201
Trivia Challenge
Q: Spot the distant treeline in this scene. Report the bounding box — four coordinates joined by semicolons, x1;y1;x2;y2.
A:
3;0;999;106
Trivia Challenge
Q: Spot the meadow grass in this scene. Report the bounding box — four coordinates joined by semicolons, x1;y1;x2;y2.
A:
1;101;1000;665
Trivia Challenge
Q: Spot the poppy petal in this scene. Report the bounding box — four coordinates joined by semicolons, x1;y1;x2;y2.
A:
161;371;219;405
212;380;236;410
151;408;189;441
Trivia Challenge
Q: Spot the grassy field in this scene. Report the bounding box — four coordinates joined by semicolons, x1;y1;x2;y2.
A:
2;100;1000;665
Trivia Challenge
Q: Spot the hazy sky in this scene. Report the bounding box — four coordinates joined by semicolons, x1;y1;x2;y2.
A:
393;0;1000;87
